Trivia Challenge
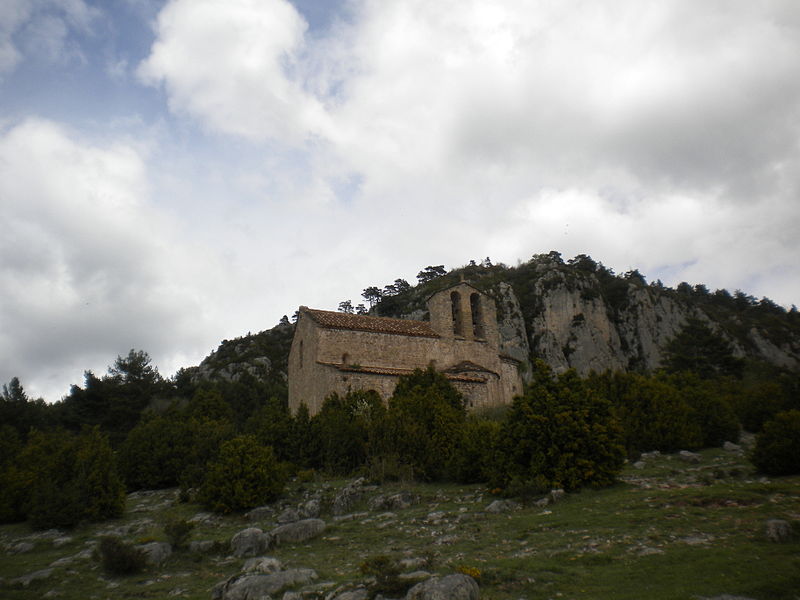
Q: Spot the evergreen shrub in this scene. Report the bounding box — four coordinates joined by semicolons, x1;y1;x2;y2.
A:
751;410;800;476
495;362;625;492
198;435;286;513
98;536;146;575
384;367;467;481
164;517;195;550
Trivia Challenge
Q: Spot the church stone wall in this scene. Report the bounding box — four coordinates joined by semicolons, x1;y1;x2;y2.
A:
288;283;523;415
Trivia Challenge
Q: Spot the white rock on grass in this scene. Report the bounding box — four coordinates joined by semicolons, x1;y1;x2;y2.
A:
230;528;269;558
269;519;326;547
765;519;793;543
242;556;282;574
484;500;519;514
12;568;53;588
138;541;172;566
212;568;317;600
405;574;479;600
678;450;701;464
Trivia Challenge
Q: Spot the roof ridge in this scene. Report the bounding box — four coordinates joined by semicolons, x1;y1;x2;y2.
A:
302;307;439;338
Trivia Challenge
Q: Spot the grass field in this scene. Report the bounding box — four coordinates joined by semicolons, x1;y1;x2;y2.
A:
1;443;798;600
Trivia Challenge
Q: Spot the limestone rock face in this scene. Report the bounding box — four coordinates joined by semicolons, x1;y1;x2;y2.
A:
495;282;531;367
522;269;793;375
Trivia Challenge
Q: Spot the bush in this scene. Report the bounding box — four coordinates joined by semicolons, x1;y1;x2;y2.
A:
119;412;234;491
660;372;741;447
198;435;287;513
360;555;408;597
98;536;146;575
495;362;625;492
310;390;386;475
751;410;800;476
449;418;500;483
164;517;195;550
11;427;124;529
383;367;467;480
589;372;702;455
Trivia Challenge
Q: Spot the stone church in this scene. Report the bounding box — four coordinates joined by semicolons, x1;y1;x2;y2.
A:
288;282;524;415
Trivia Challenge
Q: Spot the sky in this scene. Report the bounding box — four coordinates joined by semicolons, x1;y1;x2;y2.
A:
2;0;799;402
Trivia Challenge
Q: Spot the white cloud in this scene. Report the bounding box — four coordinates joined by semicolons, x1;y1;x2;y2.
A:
138;0;329;143
0;119;223;401
134;0;800;302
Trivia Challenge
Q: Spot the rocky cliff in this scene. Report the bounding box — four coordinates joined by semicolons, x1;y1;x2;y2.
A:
190;253;800;390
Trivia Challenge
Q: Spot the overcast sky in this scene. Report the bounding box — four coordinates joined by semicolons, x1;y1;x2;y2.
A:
2;0;799;402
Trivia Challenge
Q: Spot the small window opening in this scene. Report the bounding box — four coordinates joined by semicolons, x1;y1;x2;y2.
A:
342;352;350;365
299;340;304;368
470;293;484;338
451;291;463;336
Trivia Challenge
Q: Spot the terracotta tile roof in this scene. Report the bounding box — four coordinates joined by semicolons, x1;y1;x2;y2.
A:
443;360;499;378
317;361;487;383
303;308;439;338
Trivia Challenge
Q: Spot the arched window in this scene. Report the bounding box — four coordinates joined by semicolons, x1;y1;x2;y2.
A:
342;352;350;365
470;293;484;338
451;291;463;336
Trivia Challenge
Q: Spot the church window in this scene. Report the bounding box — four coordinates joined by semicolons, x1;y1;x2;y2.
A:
451;291;463;336
470;293;484;338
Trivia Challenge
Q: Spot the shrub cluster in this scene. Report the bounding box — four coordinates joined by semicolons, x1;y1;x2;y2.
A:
198;435;287;513
751;410;800;476
97;536;146;575
0;426;124;528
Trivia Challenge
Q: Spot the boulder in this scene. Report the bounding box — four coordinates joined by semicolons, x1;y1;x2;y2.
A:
406;574;479;600
723;441;741;452
765;519;793;543
8;541;35;554
52;536;73;548
189;540;216;553
678;451;701;464
369;492;417;512
334;588;369;600
269;519;326;547
138;541;172;566
243;556;282;574
399;557;428;570
425;511;446;524
299;498;321;518
12;568;53;588
549;489;566;504
399;571;433;584
213;569;318;600
333;478;366;515
277;508;301;524
245;506;274;523
231;528;269;558
484;500;519;514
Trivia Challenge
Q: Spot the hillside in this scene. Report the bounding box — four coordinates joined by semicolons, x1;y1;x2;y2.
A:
2;440;798;600
188;252;800;390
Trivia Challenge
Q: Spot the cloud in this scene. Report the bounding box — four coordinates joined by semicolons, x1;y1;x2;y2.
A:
137;0;800;304
0;119;221;400
0;0;98;74
138;0;329;143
